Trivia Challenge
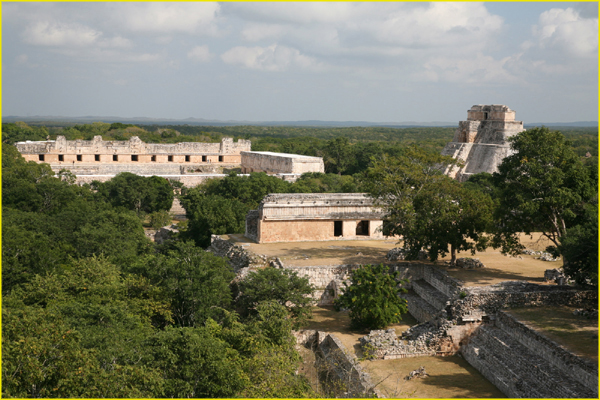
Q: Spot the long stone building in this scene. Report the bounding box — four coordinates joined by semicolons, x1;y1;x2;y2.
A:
441;104;525;181
15;135;325;186
245;193;385;243
15;135;251;166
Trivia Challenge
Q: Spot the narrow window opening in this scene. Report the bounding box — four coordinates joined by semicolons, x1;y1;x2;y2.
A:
95;154;100;162
356;220;370;236
202;155;207;162
218;155;223;162
113;155;118;161
38;154;45;161
151;155;156;162
131;155;138;162
77;155;82;162
58;155;64;162
168;155;173;162
334;221;343;237
185;155;190;162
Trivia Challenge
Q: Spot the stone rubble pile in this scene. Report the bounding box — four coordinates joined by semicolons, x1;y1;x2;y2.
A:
573;308;598;319
455;258;485;269
544;268;567;284
360;318;455;359
405;366;428;380
386;248;428;262
522;249;561;262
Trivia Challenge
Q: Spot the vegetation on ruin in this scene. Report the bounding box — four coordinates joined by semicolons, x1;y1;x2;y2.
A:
334;264;408;330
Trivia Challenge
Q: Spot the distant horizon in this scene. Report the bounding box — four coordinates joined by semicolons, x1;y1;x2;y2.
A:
3;114;598;128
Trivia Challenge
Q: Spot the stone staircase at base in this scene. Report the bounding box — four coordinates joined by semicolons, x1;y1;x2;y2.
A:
462;325;597;398
405;279;450;323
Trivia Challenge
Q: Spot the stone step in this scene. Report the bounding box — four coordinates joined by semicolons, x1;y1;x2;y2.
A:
411;279;450;311
403;292;440;323
463;325;596;398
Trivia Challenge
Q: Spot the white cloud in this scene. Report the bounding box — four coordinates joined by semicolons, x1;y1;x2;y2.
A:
187;45;213;62
24;21;101;47
117;3;220;34
418;53;516;84
221;44;319;72
532;7;598;57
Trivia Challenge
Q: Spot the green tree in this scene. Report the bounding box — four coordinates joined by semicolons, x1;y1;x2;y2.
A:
129;241;235;327
97;172;174;216
334;264;408;330
234;267;315;328
149;210;173;230
324;137;352;174
558;203;598;285
492;127;596;270
366;146;492;262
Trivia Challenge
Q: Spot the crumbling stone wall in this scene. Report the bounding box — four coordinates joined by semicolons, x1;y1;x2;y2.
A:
294;330;382;398
450;281;598;319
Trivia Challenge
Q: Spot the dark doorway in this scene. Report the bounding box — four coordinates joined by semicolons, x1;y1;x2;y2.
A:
202;155;207;162
95;154;100;162
334;221;343;237
356;220;369;236
113;155;118;161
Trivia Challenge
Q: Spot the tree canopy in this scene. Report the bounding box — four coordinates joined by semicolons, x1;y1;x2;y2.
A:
492;127;597;278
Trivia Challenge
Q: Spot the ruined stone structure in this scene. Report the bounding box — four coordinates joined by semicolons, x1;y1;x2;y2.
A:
245;193;385;243
15;135;251;167
441;105;525;181
15;136;325;186
241;151;324;175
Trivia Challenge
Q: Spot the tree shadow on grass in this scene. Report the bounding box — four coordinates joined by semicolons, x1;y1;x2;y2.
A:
416;356;506;398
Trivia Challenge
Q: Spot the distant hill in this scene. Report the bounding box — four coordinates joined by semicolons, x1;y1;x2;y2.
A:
2;115;597;128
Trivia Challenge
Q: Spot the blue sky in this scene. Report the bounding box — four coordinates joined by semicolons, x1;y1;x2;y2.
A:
2;2;598;123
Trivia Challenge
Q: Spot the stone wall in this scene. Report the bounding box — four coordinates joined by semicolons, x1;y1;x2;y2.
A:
450;281;598;319
241;151;324;174
296;330;382;398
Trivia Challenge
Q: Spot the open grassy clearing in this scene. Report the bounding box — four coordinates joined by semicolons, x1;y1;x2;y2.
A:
302;306;505;398
507;306;598;363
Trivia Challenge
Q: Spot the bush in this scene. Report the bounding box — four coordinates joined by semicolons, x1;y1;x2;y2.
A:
334;264;408;330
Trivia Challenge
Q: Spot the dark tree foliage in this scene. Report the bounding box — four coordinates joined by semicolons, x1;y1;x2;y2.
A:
365;146;493;262
129;241;235;327
96;172;174;215
234;267;315;328
335;264;408;330
492;128;596;275
558;203;598;286
2;122;48;144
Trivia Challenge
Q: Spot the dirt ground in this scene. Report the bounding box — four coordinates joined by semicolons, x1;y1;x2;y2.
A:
303;306;505;398
226;232;562;286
